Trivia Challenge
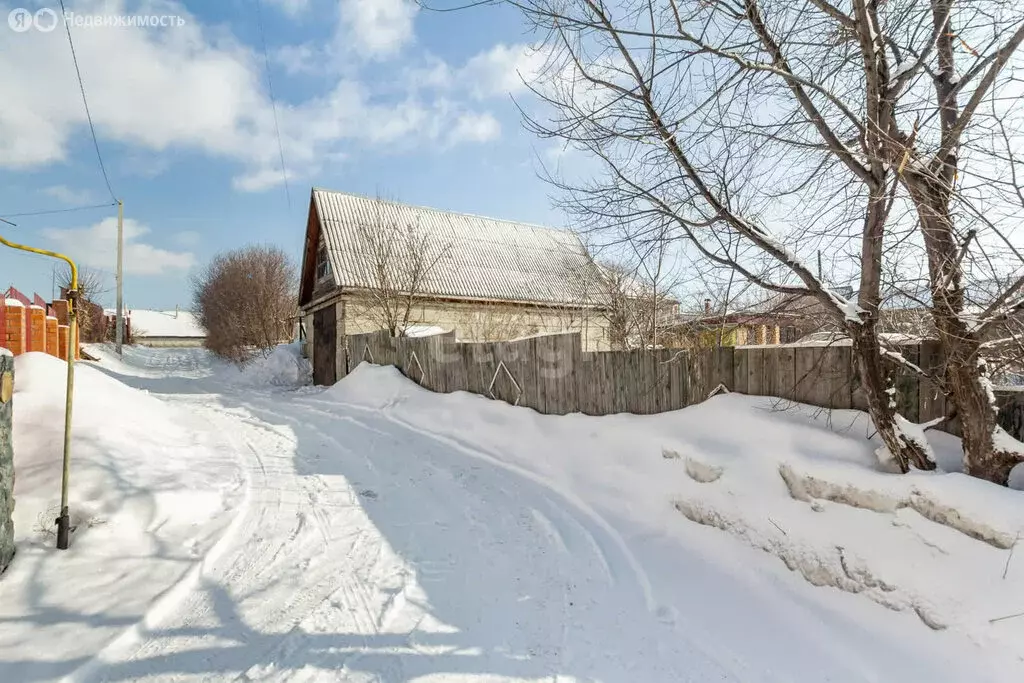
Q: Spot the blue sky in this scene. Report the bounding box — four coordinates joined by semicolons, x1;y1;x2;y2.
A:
0;0;567;309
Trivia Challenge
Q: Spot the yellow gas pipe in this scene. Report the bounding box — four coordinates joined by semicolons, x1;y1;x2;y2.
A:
0;232;78;549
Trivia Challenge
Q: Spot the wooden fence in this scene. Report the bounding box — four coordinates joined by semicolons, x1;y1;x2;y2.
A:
339;330;1024;439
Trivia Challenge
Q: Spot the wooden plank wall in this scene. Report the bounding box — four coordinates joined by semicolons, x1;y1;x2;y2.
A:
340;332;1023;434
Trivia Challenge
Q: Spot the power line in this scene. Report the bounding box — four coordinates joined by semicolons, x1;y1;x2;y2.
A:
253;0;291;209
58;0;117;203
0;202;118;220
415;0;496;11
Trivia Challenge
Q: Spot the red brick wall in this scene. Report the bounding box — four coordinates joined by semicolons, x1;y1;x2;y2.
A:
2;303;25;356
46;317;59;358
27;307;46;353
57;325;69;361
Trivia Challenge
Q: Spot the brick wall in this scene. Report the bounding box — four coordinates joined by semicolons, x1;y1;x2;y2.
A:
46;317;59;358
28;306;46;353
2;301;25;356
58;325;69;361
2;292;82;358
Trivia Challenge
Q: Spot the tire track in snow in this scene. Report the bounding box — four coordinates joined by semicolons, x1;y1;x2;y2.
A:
62;406;256;683
258;396;670;678
70;350;737;681
238;397;584;676
67;397;412;683
306;395;657;613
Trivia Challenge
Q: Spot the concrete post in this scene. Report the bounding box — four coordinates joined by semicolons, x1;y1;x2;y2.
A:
0;350;14;571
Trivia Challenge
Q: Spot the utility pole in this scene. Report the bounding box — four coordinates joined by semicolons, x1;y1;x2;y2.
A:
115;199;124;355
817;250;823;283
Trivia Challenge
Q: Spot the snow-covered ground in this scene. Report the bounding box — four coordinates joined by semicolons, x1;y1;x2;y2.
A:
0;352;245;681
122;310;205;339
0;344;1022;681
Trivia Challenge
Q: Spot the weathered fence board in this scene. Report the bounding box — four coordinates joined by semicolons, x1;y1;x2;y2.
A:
339;331;1024;437
918;340;946;424
732;349;749;395
893;344;921;423
824;346;854;410
793;346;818;405
745;347;763;396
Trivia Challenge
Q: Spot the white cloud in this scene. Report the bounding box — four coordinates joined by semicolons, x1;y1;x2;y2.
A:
43;185;96;205
461;44;549;99
403;44;550;101
0;0;502;191
402;54;453;91
44;217;196;276
339;0;418;59
449;113;501;145
272;43;320;75
233;167;294;192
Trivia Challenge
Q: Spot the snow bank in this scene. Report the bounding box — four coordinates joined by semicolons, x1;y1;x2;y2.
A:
217;343;312;388
326;364;1024;673
0;353;244;680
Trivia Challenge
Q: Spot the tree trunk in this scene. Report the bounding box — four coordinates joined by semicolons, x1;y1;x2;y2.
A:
850;324;935;472
905;174;1024;484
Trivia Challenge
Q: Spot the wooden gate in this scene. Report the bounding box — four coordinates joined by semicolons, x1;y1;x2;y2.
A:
312;305;336;386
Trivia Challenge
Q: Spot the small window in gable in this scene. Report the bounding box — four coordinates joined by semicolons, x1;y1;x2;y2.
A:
316;241;332;281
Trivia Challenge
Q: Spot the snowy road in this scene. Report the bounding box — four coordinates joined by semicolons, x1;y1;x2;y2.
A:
74;390;716;682
49;346;1007;683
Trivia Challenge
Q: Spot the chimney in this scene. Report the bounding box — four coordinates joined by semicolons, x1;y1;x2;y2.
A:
175;304;179;318
704;298;711;315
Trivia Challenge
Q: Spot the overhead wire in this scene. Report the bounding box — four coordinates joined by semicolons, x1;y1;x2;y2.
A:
0;202;118;221
253;0;292;209
57;0;118;204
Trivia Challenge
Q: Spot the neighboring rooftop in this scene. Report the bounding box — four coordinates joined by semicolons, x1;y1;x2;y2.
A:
307;189;608;307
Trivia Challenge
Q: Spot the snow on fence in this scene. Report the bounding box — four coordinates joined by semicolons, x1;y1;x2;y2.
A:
340;331;1024;440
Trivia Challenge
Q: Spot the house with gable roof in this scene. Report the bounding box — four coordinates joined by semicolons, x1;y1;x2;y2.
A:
297;189;614;384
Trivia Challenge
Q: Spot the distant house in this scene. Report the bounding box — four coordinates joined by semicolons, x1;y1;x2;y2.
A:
297;189;612;384
117;309;206;347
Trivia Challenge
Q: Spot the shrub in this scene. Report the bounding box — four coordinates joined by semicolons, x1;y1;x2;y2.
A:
192;245;296;364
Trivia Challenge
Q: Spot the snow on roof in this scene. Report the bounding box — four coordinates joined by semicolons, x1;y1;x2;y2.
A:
0;347;11;357
4;298;24;307
791;331;923;346
129;310;206;338
311;189;608;308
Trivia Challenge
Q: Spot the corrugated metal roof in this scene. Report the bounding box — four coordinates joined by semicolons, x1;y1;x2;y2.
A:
313;189;608;307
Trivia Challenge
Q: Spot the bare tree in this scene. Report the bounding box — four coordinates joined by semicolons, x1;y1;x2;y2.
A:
456;308;538;341
598;259;678;349
502;0;949;473
192;245;297;364
855;0;1024;483
58;265;108;343
347;197;453;337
